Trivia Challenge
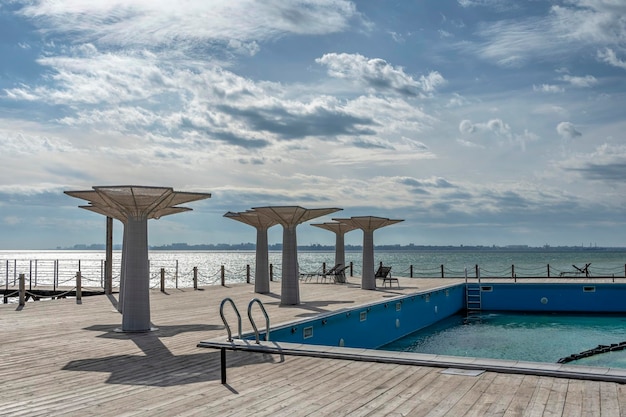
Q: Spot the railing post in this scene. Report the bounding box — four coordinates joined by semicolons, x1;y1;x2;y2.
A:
441;264;444;278
270;264;273;281
323;262;326;274
246;264;251;284
76;271;82;304
19;273;25;306
160;268;165;292
221;265;225;286
54;260;58;292
193;267;198;290
221;347;227;384
475;264;479;278
410;265;413;278
512;264;515;279
350;262;353;277
547;264;550;278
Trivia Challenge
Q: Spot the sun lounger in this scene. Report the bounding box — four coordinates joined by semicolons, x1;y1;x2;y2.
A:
301;264;342;283
375;266;398;287
317;264;342;283
332;265;349;284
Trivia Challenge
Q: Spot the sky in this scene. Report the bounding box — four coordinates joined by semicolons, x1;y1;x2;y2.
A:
1;0;626;250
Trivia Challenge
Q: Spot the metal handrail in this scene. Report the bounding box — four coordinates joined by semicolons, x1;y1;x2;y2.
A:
247;298;270;344
219;298;242;341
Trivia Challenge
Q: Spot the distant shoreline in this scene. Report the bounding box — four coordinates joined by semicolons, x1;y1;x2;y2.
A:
50;243;626;252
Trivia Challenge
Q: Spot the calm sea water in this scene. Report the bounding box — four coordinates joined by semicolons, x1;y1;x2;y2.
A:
1;249;626;289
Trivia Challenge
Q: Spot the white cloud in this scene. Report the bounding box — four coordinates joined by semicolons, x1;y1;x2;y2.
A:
556;121;582;139
459;118;510;136
468;2;626;66
459;119;475;134
598;48;626;70
18;0;361;50
559;74;598;88
458;118;539;150
419;71;446;93
533;84;564;93
560;143;626;182
316;53;445;97
446;93;469;107
389;31;405;43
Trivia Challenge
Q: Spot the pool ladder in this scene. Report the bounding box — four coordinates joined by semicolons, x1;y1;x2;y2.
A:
465;267;482;313
466;284;482;312
219;297;270;343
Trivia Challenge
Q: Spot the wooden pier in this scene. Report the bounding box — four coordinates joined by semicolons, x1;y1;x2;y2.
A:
1;277;625;416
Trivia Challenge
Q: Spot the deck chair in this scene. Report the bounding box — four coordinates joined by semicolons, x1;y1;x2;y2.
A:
317;264;342;283
331;265;349;284
375;266;398;287
299;265;324;282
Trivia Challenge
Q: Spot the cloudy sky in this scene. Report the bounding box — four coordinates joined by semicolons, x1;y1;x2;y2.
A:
1;0;625;249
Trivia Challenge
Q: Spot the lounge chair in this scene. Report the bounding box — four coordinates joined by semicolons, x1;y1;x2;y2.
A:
299;269;319;282
331;265;349;284
318;264;342;283
299;265;325;282
375;266;398;287
301;264;342;283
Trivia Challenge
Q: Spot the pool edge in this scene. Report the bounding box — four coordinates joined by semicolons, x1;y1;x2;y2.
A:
197;337;626;384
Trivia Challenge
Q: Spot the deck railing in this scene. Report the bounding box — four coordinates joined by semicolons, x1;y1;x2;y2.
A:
3;258;626;295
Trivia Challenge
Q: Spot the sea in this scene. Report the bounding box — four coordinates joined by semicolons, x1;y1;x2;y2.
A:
2;248;626;290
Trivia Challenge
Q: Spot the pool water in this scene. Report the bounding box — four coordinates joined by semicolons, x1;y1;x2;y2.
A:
381;312;626;368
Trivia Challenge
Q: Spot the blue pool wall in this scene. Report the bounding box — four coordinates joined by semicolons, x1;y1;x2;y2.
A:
255;283;626;349
479;283;626;313
262;284;465;349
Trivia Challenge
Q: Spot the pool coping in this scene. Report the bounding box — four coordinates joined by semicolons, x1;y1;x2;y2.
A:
197;336;626;383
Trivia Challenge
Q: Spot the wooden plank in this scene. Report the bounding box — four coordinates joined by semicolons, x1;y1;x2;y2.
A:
482;373;525;417
599;381;621;417
561;380;584;417
0;278;625;417
518;376;553;417
501;374;540;417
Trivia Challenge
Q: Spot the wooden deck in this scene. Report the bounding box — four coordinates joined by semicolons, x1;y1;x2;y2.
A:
1;277;625;416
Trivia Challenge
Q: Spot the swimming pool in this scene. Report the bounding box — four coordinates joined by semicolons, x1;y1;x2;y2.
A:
260;282;626;349
381;312;626;368
199;282;626;382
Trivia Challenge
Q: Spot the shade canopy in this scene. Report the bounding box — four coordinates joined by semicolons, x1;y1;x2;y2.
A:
333;216;403;232
65;185;211;332
332;216;403;290
224;210;279;230
310;222;358;280
65;186;210;221
252;206;341;228
252;206;342;305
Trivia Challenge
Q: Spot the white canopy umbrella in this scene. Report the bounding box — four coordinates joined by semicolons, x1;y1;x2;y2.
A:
332;216;403;290
65;186;211;332
310;222;358;282
252;206;342;305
